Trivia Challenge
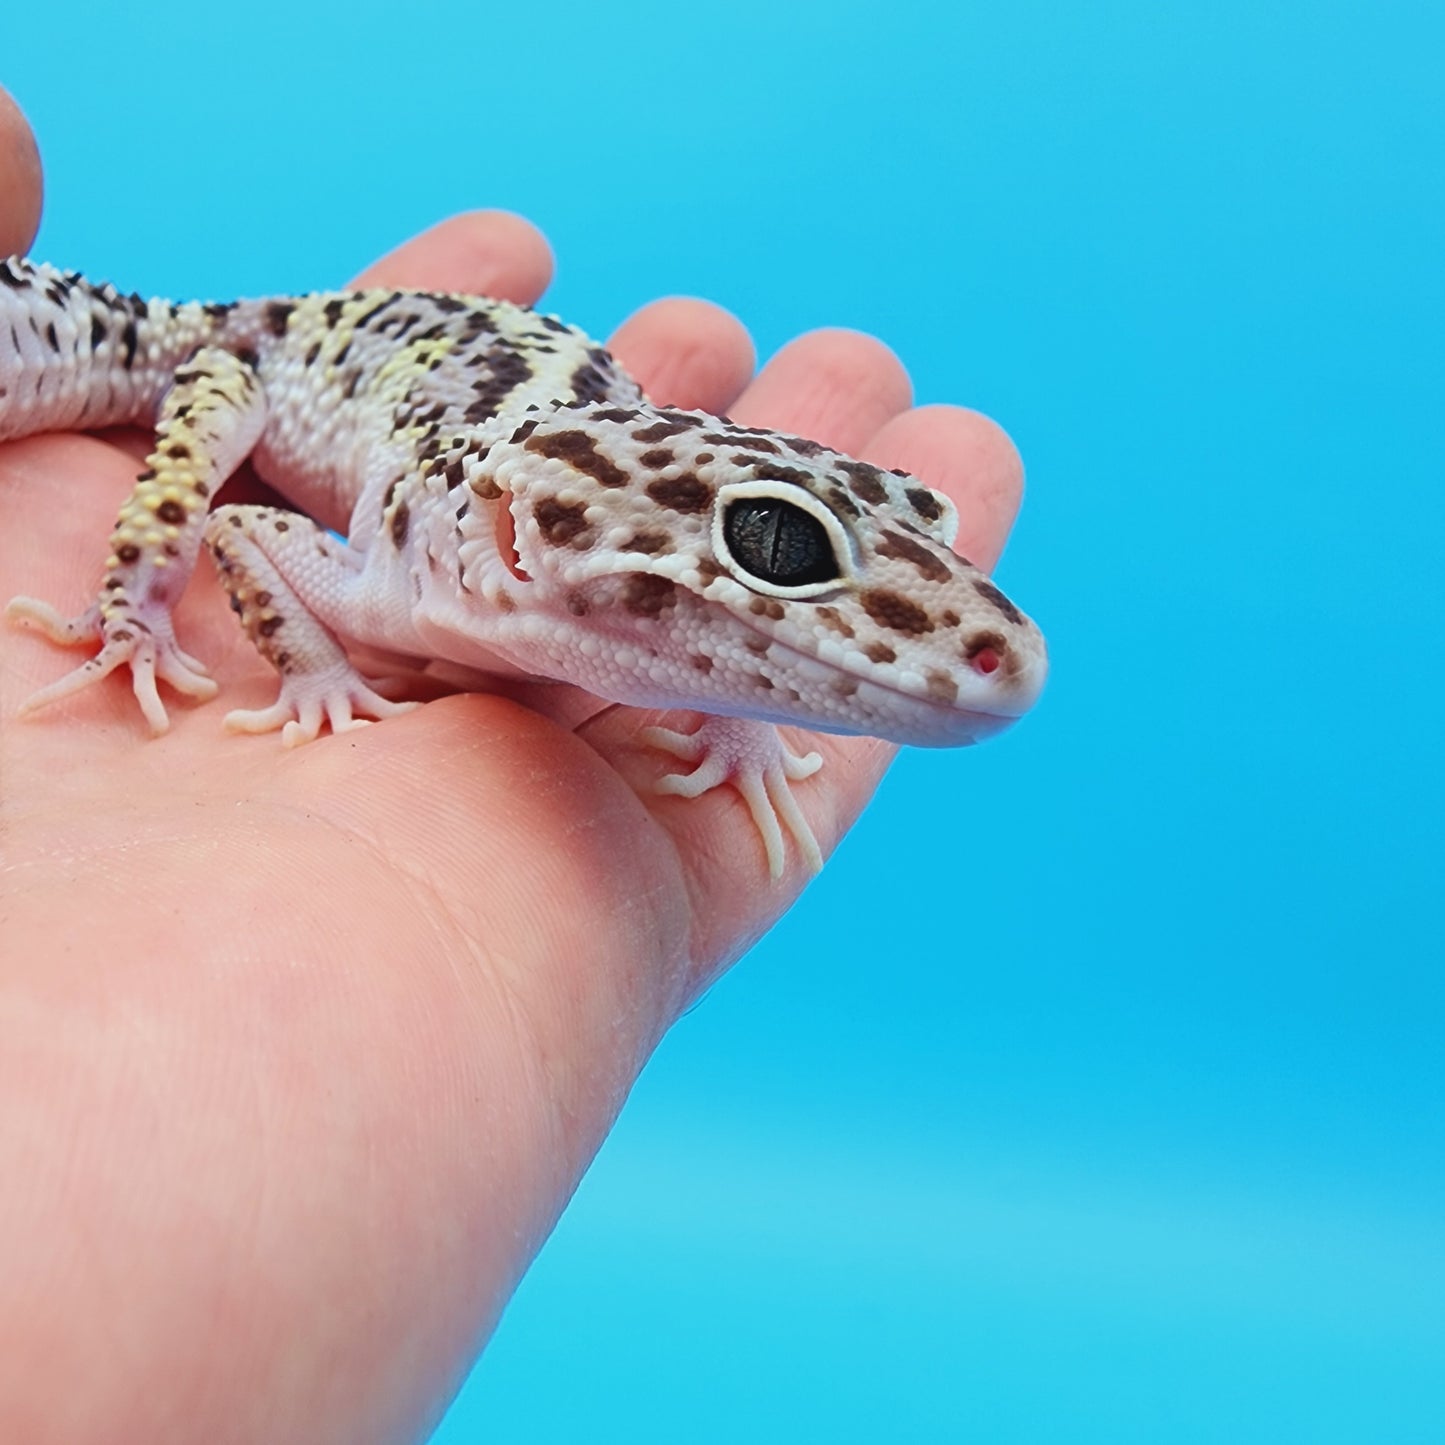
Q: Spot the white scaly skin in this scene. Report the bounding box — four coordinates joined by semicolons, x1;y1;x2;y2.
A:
0;257;1047;876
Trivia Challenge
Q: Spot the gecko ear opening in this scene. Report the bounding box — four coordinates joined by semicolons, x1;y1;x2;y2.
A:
495;495;530;582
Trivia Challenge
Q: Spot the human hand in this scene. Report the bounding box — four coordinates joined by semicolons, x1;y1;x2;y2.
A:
0;91;1025;1443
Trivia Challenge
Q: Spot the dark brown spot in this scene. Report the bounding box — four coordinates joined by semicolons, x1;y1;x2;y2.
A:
155;500;186;525
639;448;674;468
234;345;259;370
120;319;138;369
258;615;284;637
621;530;669;555
815;605;855;639
876;528;951;584
461;343;531;419
838;460;887;505
646;473;713;513
755;674;774;690
632;419;691;443
694;557;725;581
622;573;678;618
749;597;786;621
690;653;714;673
566;592;590;616
569;358;614;404
470;475;503;501
533;498;593;548
524;429;629;488
324;298;346;327
165;442;191;459
391;500;410;547
694;451;714;465
116;544;141;564
864;641;897;665
834;676;859;698
264;301;294;336
973;578;1024;625
510;418;540;444
905;486;944;523
744;637;770;655
784;435;825;457
926;670;959;704
861;588;933;636
940;609;960;627
754;464;816;487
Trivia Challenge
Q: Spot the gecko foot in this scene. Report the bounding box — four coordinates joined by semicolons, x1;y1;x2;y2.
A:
6;593;217;734
223;662;419;747
642;716;825;879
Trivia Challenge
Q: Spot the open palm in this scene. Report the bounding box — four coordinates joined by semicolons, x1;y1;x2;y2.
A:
0;93;1024;1444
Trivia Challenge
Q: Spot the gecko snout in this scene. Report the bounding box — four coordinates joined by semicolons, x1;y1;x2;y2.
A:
960;625;1048;718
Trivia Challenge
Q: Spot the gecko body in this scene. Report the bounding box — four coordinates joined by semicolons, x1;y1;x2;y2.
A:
0;258;1047;875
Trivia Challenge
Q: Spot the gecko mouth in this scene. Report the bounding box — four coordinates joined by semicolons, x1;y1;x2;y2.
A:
728;624;1041;748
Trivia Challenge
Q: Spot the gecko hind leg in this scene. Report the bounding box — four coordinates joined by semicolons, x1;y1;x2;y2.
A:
5;345;265;733
7;596;217;734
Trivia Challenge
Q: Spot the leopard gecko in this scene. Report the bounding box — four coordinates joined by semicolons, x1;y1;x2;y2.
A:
0;258;1047;876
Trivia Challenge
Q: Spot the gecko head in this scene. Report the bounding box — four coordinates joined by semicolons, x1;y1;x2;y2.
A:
496;403;1047;746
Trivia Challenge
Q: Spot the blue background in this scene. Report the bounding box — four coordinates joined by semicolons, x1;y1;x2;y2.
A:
8;0;1443;1438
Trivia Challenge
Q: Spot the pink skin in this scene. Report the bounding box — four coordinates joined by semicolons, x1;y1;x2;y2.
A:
0;91;1026;1444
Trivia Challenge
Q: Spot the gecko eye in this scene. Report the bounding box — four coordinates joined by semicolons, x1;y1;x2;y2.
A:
711;479;854;599
721;497;840;587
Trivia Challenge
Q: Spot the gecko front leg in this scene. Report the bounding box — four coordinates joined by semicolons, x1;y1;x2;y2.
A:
643;716;825;878
204;504;417;745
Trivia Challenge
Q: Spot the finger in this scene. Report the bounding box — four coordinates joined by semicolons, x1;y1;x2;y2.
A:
862;404;1025;573
729;328;914;455
0;87;43;257
607;297;756;413
348;210;553;305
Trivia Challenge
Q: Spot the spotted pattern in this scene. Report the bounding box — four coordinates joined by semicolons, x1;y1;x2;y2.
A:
1;254;1047;828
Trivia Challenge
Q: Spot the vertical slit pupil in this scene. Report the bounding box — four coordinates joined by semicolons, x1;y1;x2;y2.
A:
723;497;837;586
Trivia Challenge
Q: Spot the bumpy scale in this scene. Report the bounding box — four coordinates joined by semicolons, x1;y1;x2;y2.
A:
0;258;1047;876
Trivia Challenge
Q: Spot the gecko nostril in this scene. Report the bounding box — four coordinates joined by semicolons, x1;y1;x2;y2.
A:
963;631;1009;677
